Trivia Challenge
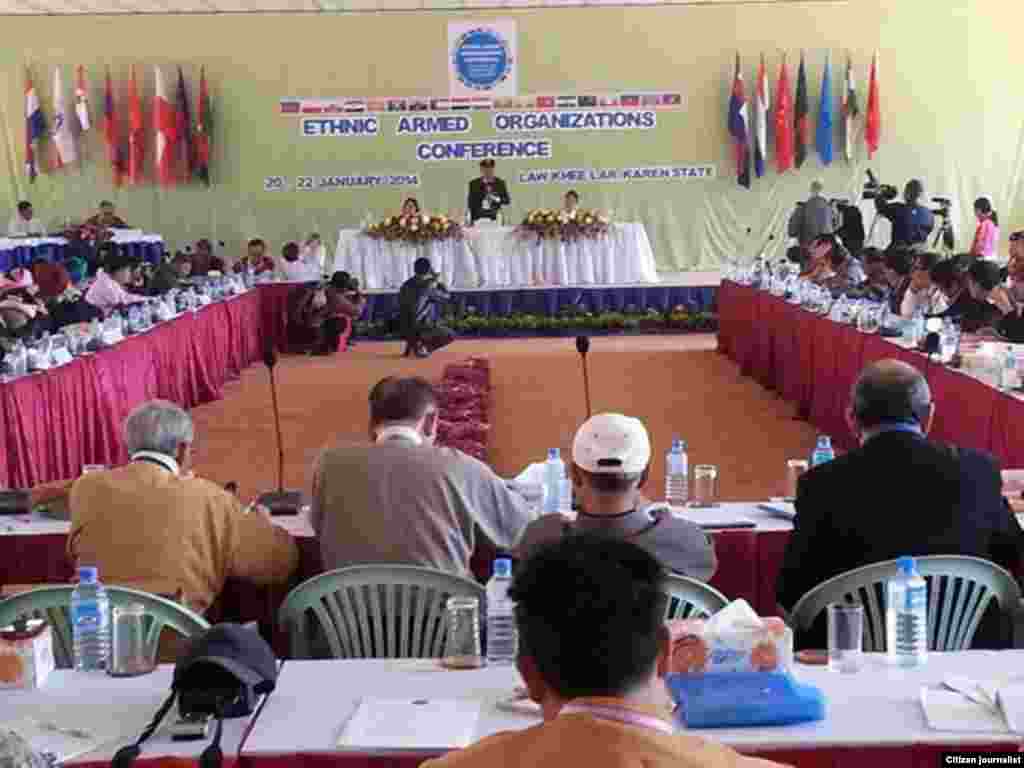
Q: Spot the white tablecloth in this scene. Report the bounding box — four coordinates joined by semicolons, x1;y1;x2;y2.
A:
0;233;164;252
333;223;659;291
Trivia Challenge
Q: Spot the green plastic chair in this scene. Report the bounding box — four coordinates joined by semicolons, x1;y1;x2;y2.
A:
279;565;486;660
790;556;1023;652
662;574;729;621
0;585;210;668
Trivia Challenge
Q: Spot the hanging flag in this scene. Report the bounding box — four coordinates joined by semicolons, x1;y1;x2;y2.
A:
841;56;860;164
25;69;47;183
75;65;91;132
176;67;194;181
51;66;77;169
774;55;793;174
727;53;751;189
816;53;833;166
104;67;124;185
194;66;211;185
794;52;810;168
154;65;177;187
128;65;144;184
754;53;770;179
866;52;881;158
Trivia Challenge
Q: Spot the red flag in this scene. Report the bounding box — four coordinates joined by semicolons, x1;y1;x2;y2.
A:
865;52;881;158
774;54;794;173
128;65;144;185
103;68;123;185
153;65;177;186
194;66;211;185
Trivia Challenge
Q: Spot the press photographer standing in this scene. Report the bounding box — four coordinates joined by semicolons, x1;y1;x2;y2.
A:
874;178;935;248
788;180;837;256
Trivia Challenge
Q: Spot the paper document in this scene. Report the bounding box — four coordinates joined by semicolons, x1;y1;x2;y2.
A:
0;717;104;764
337;698;481;751
671;508;756;529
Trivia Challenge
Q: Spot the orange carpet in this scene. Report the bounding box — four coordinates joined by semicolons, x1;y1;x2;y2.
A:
189;335;819;502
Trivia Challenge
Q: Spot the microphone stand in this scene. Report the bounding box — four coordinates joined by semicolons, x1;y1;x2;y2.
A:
256;339;305;516
576;336;592;420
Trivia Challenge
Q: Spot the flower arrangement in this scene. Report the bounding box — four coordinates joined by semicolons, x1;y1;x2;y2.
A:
517;209;611;242
364;213;463;244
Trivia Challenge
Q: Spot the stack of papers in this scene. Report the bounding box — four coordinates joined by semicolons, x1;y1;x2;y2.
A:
337;698;481;751
921;677;1024;734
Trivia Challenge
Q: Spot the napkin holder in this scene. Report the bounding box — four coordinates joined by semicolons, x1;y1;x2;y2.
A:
669;600;794;675
668;672;825;728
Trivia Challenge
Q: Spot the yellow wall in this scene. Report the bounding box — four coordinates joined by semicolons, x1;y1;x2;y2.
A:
2;0;1023;268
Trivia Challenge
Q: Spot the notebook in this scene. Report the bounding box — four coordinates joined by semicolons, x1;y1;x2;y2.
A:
336;698;481;751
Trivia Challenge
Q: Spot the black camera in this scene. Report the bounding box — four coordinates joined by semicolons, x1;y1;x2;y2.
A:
862;169;899;202
931;197;952;217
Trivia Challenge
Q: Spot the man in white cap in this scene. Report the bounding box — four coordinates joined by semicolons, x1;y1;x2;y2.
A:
514;414;716;580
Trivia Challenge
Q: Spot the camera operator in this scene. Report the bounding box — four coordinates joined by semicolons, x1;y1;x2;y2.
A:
788;180;838;254
872;178;935;248
834;199;865;258
326;271;367;352
398;257;454;359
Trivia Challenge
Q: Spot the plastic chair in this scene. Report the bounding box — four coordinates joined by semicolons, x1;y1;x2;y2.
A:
789;556;1022;652
662;574;729;621
279;565;486;660
0;585;210;668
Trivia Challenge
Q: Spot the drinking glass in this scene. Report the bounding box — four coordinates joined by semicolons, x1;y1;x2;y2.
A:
827;602;864;673
109;604;156;677
442;597;483;670
691;465;719;507
783;459;809;500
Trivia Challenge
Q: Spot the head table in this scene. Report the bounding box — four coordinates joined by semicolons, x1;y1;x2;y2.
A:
0;233;166;272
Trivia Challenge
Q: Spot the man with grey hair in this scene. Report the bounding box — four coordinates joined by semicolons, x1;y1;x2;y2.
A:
69;400;298;616
788;179;838;254
777;360;1024;648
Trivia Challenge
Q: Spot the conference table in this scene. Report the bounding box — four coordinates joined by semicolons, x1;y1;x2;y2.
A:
717;281;1024;465
0;232;165;272
333;223;660;290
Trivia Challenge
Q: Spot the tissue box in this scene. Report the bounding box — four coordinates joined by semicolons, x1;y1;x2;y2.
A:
0;620;55;689
668;604;793;675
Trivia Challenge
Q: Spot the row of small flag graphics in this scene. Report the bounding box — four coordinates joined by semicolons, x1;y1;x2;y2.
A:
728;52;881;188
24;65;212;187
279;92;684;115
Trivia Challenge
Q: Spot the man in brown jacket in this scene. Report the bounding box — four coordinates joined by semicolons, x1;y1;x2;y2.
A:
69;400;298;615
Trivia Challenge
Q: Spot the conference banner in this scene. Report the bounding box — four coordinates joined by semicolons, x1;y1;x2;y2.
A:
448;20;517;99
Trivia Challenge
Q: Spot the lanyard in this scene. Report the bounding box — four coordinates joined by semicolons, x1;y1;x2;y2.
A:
559;702;676;735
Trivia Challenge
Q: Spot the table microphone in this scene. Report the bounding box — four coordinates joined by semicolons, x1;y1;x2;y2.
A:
575;335;592;420
255;337;305;516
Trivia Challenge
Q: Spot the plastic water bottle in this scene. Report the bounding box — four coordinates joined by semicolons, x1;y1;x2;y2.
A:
665;438;689;507
486;559;517;664
543;448;565;515
886;556;928;667
810;436;834;467
1001;345;1019;391
71;566;110;672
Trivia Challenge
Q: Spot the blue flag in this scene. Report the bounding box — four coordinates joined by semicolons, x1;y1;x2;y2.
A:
816;54;834;166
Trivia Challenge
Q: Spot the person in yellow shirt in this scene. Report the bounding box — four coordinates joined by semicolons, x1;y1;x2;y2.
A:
422;536;787;768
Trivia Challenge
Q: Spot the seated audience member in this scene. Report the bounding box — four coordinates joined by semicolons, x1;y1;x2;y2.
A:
930;258;999;332
300;234;327;273
883;248;914;315
188;238;224;277
967;259;1024;342
311;377;533;579
234;238;275;275
147;252;192;295
422;535;784;768
1007;231;1024;303
776;360;1024;649
65;256;89;285
900;252;949;317
861;247;890;300
84;251;148;315
515;414;716;580
85;200;128;230
29;260;97;329
7;201;45;237
279;241;321;282
69;400;298;615
0;270;49;337
398;257;454;358
817;235;865;292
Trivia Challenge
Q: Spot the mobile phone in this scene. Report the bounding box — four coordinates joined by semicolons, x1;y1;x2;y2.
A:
170;712;212;741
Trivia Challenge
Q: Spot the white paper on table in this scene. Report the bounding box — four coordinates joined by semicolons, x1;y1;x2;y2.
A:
0;717;105;764
337;698;481;751
920;688;1008;733
671;507;756;530
997;683;1024;733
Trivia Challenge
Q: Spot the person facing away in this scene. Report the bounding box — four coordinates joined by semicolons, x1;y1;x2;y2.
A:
422;536;784;768
311;377;534;579
776;360;1024;649
514;413;716;581
69;400;298;615
970;197;1000;259
883;248;915;316
787;180;837;250
84;250;148;316
899;251;949;318
875;179;935;248
398;257;454;359
7;201;45;237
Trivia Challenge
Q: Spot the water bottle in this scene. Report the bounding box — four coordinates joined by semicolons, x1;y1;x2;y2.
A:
810;435;834;467
71;566;110;672
543;448;565;515
485;559;517;664
886;556;928;667
665;438;689;507
1001;345;1019;391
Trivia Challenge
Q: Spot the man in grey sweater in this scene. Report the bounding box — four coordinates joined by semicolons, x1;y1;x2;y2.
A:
311;376;534;578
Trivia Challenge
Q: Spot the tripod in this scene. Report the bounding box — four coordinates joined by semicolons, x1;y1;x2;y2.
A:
931;213;956;254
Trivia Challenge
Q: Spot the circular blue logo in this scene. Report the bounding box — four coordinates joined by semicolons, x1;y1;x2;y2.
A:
452;28;512;92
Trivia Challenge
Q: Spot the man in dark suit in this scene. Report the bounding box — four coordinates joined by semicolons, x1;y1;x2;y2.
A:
777;359;1024;648
467;159;510;224
398;257;454;358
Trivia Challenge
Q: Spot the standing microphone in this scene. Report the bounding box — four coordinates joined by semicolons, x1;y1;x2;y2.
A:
575;335;592;420
256;337;304;516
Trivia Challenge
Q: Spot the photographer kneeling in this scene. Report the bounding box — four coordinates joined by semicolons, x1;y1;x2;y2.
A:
873;179;935;249
398;257;454;359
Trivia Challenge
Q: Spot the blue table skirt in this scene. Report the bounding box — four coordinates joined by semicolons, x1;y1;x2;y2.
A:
360;284;717;323
0;242;165;273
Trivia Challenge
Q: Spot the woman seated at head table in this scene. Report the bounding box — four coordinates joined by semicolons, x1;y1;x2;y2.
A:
400;197;425;220
563;189;580;216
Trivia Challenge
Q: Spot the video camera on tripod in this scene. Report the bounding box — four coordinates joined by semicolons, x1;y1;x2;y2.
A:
862;170;899;202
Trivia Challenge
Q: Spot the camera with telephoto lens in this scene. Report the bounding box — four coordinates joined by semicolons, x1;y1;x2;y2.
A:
931;197;952;218
862;169;899;202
